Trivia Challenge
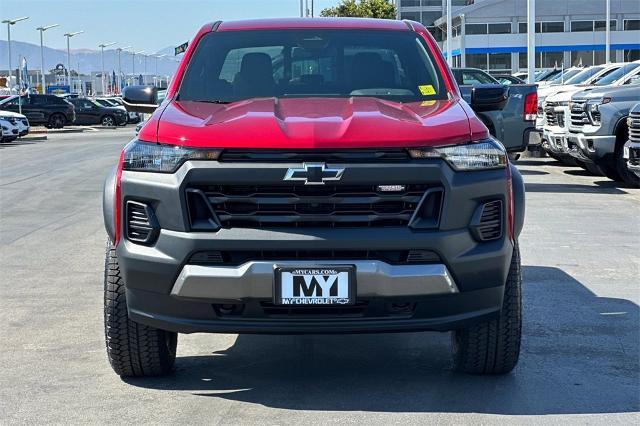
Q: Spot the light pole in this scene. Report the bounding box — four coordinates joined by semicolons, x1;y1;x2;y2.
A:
116;46;131;93
605;0;611;64
99;41;116;95
527;0;535;84
36;24;59;94
142;53;148;84
63;31;83;88
2;17;29;93
132;50;144;83
446;0;452;67
153;54;166;86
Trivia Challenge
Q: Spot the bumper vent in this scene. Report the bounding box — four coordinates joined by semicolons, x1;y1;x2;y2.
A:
188;249;441;266
470;200;503;242
125;201;159;244
187;183;442;229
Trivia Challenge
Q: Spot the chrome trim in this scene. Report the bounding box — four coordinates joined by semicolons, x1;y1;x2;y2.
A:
171;261;458;301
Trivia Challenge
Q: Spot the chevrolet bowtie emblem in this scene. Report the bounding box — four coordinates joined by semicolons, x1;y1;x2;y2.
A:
284;163;345;185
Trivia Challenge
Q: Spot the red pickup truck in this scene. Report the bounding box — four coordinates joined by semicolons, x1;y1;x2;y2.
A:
104;18;525;377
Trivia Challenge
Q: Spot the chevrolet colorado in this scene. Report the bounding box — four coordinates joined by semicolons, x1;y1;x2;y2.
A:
104;18;525;377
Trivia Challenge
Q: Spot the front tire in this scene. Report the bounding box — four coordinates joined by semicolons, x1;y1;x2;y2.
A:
104;242;177;377
452;245;522;374
101;115;116;127
48;113;65;129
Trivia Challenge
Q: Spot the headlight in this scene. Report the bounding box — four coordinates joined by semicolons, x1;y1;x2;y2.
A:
407;139;507;171
123;139;221;173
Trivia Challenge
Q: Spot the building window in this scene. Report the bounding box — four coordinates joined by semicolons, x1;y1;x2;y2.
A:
594;20;617;31
593;49;617;64
452;25;461;37
518;22;541;33
400;0;421;6
541;22;564;33
624;20;640;31
488;23;512;34
467;53;488;70
421;0;440;5
466;23;488;35
427;26;443;42
518;52;564;69
421;11;442;27
624;49;640;62
400;11;421;22
571;21;594;32
571;51;594;67
488;53;511;71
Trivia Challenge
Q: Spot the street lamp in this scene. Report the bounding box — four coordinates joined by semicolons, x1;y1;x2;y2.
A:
36;24;59;94
132;50;144;82
99;41;116;95
153;54;167;86
63;31;83;88
116;45;131;92
2;17;29;93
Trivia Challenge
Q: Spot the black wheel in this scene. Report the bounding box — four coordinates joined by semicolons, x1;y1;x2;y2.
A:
48;113;65;129
452;245;522;375
613;132;640;187
101;115;116;127
104;241;177;377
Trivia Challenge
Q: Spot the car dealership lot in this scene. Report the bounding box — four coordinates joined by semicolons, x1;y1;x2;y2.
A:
0;129;638;424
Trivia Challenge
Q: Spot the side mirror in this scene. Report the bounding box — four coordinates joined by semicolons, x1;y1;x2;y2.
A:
470;84;509;112
122;85;159;114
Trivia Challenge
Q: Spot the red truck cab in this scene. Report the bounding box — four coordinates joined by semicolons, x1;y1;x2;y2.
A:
104;18;525;378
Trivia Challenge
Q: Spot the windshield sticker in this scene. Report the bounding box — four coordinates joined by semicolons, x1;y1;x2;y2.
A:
419;85;436;96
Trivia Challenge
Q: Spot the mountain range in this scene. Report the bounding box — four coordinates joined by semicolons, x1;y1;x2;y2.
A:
0;40;179;76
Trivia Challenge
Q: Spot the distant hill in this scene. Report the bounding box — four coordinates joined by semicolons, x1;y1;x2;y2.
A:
0;40;179;76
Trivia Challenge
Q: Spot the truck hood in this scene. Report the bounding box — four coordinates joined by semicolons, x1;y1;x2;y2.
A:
573;85;640;101
148;97;474;149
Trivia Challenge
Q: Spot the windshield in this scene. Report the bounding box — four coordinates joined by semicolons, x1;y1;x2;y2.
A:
179;29;447;103
0;96;17;105
550;69;581;85
564;66;604;85
595;63;640;86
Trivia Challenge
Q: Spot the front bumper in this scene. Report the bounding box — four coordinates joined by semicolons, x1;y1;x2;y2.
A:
567;133;616;163
112;159;519;334
624;140;640;177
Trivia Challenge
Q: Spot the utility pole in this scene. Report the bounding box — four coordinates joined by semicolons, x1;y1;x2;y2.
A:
299;0;303;17
99;42;116;95
36;24;58;94
446;0;452;67
2;17;29;94
527;0;535;84
132;51;144;83
605;0;611;64
63;31;83;88
116;46;131;93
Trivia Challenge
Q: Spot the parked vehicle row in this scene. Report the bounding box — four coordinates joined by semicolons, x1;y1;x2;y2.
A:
537;61;640;187
0;94;141;131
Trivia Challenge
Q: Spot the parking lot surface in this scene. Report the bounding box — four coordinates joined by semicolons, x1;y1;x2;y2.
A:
1;128;638;424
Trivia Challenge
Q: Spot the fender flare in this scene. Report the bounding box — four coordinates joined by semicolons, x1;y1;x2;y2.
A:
510;163;525;238
103;165;117;242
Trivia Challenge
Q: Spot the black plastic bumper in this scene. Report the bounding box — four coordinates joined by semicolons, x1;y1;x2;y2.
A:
106;159;523;334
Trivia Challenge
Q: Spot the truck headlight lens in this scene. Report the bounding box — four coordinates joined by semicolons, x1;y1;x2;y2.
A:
408;139;507;171
122;139;221;173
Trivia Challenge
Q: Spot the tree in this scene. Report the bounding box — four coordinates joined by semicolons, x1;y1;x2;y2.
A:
320;0;397;19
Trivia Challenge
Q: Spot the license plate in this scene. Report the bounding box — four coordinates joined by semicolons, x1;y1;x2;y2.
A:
274;266;355;306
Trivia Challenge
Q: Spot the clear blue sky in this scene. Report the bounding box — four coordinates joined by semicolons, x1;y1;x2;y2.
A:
1;0;341;53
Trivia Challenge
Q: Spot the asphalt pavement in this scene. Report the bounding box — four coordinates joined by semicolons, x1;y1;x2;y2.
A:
1;128;638;424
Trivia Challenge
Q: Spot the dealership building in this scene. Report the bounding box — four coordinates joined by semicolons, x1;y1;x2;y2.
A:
397;0;640;73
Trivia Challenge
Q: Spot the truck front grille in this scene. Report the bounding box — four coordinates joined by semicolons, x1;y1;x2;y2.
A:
570;100;588;127
186;183;442;229
629;111;640;143
544;102;559;126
